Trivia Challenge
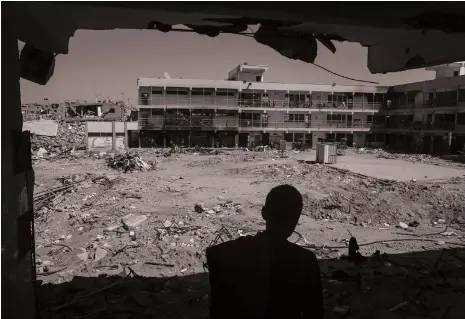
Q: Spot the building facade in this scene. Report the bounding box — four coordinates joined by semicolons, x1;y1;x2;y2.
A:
136;63;465;154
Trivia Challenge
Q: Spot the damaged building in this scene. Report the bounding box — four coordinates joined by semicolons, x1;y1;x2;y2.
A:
22;101;128;121
135;63;465;154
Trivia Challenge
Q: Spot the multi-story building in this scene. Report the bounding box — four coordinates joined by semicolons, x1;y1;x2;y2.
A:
136;63;465;154
376;62;465;154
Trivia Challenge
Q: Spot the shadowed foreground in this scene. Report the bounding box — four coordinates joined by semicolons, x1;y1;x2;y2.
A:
37;247;465;319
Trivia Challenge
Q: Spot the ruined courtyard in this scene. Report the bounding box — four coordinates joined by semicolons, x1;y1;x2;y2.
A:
33;147;465;319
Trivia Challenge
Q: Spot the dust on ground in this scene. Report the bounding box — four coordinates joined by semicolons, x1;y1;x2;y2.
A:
34;150;465;319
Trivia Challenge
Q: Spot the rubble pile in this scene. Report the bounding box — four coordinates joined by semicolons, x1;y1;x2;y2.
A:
32;149;465;319
31;122;86;160
106;152;155;173
229;162;465;225
33;173;116;222
354;148;442;165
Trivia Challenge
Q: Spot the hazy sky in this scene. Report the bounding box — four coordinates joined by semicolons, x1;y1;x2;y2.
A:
19;29;435;104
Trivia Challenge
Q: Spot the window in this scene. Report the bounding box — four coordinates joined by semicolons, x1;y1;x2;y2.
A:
326;114;346;121
328;94;346;104
367;115;374;122
407;91;418;104
458;88;465;102
457;113;465;125
436;90;457;107
216;91;236;97
374;93;385;103
454;71;459;77
108;108;115;114
288;114;305;122
255;75;262;82
398;93;406;106
139;109;151;118
375;134;385;142
151;88;163;95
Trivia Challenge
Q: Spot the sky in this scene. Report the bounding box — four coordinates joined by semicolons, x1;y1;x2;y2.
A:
19;29;436;104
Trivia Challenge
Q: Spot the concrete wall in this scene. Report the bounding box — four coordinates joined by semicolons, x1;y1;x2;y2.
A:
87;135;125;151
268;110;286;122
86;122;137;151
87;121;136;133
3;21;37;319
353;93;369;105
435;67;462;79
238;71;264;82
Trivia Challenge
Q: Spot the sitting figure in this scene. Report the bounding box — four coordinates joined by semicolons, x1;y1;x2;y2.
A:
206;185;324;319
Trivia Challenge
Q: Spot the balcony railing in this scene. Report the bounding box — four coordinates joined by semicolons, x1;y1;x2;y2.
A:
139;117;238;129
433;121;456;130
138;117;376;130
238;120;375;129
139;97;383;110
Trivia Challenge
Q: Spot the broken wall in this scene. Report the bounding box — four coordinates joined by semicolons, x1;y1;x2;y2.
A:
2;21;37;319
87;135;125;151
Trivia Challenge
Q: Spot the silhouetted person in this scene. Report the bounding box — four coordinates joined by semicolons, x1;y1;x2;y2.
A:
206;185;324;319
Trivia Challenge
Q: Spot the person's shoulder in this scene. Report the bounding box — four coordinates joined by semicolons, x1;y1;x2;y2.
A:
206;235;255;256
285;241;318;262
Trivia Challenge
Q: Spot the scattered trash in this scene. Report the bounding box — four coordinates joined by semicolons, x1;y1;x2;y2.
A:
398;222;409;229
194;203;206;213
106;151;155;173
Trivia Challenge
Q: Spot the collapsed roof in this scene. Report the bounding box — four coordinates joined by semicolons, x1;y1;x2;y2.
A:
6;2;465;76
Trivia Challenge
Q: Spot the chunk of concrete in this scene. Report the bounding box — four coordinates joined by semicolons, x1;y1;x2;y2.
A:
121;213;147;229
37;148;48;157
76;251;88;262
94;248;107;262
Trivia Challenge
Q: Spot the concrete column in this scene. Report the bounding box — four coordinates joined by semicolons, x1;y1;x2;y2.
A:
446;132;452;154
85;122;89;150
429;135;435;154
211;134;215;148
188;132;191;147
124;121;128;149
235;133;239;147
163;133;167;148
2;20;37;319
111;121;116;151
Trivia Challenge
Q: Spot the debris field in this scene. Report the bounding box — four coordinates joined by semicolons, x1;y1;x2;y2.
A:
33;149;465;319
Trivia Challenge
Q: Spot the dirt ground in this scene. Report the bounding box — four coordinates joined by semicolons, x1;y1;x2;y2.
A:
33;150;465;319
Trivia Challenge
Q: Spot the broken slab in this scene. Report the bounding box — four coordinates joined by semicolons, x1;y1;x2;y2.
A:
94;248;107;262
76;251;88;262
121;213;147;229
23;120;58;136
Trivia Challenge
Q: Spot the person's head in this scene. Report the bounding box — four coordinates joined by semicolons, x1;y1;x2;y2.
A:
261;184;303;239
